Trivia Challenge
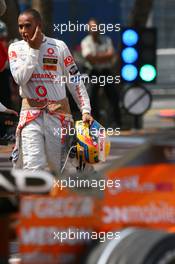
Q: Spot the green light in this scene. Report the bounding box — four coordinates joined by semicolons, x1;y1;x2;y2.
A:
139;64;156;82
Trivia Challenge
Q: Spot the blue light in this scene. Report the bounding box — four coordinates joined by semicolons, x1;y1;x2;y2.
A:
121;47;138;63
122;29;139;46
121;65;138;81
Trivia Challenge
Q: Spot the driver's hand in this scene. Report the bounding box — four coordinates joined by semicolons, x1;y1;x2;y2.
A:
82;113;93;125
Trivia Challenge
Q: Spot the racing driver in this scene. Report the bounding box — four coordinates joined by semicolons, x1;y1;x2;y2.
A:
8;9;93;175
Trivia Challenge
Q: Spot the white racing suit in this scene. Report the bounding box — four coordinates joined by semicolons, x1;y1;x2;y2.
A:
8;36;91;174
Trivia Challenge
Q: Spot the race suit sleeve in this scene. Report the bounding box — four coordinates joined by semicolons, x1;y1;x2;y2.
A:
8;43;39;86
0;102;7;112
61;41;91;114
